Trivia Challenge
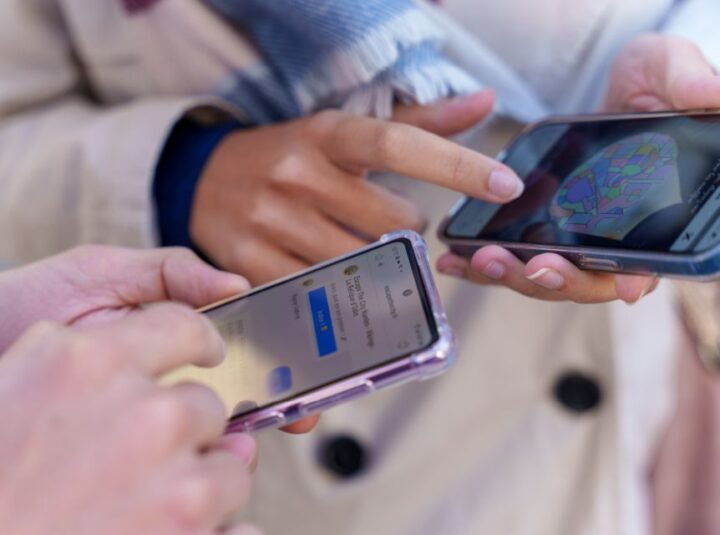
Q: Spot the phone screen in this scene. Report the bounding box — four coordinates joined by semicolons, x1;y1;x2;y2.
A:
445;113;720;253
176;238;437;417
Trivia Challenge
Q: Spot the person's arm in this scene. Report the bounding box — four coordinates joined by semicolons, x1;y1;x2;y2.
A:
0;1;240;263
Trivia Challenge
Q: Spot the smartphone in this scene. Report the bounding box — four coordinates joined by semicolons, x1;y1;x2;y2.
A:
186;231;455;433
439;110;720;279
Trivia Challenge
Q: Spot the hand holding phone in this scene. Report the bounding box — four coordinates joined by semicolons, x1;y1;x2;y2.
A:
438;34;720;302
439;110;720;301
168;231;455;432
0;306;257;535
437;33;720;304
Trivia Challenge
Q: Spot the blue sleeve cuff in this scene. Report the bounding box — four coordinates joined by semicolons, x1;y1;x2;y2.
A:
153;120;240;248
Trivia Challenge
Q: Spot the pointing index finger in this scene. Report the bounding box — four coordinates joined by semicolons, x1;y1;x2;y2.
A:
320;113;524;202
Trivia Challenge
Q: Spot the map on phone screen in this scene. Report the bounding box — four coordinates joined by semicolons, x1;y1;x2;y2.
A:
550;132;681;240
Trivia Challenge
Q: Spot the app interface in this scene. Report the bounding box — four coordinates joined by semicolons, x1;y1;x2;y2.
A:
187;240;435;416
446;114;720;253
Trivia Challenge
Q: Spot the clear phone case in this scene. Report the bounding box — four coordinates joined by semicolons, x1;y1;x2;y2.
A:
222;230;457;433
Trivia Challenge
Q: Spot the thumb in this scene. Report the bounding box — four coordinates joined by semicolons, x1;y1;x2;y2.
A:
159;248;251;308
392;89;495;137
663;37;720;110
84;247;251;309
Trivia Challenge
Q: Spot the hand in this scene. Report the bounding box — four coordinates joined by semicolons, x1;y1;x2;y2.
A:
0;305;259;535
0;245;317;434
603;33;720;113
190;90;523;285
438;34;720;304
0;246;249;352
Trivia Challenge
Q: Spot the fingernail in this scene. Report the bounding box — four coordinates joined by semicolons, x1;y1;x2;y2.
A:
221;273;251;294
633;278;658;304
527;267;565;290
222;433;258;472
489;169;524;200
482;260;505;280
440;266;465;278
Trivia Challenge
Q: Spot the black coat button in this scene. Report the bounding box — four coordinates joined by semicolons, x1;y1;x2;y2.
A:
319;435;368;478
554;372;602;413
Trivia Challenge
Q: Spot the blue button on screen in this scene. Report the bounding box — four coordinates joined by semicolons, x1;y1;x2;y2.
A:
267;366;293;395
308;287;337;357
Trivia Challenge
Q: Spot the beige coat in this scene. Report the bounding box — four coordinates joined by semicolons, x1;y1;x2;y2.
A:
0;1;717;533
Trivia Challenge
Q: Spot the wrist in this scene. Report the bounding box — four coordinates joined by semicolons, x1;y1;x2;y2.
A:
153;120;240;248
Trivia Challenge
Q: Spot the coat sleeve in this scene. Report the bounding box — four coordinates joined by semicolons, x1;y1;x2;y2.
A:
0;0;236;264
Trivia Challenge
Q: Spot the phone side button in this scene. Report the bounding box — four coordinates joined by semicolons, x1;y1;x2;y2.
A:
302;384;372;414
245;413;285;433
579;258;621;271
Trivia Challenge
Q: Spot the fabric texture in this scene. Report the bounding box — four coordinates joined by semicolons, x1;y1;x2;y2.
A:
0;1;715;532
154;120;239;248
206;0;479;121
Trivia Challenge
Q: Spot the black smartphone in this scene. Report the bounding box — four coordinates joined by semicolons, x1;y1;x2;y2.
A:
439;110;720;278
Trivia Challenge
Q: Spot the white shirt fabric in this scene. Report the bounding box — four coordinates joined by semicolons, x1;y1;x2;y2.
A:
0;1;717;533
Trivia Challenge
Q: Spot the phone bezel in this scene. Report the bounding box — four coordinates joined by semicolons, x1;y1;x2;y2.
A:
438;109;720;279
198;230;456;432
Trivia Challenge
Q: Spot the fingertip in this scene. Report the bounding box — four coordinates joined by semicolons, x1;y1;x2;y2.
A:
216;271;251;296
675;75;720;109
452;89;496;115
470;245;513;269
471;245;525;281
525;253;576;278
616;275;657;304
281;414;320;434
162;248;250;307
188;311;227;368
393;89;497;135
218;433;258;472
487;168;525;202
524;254;578;292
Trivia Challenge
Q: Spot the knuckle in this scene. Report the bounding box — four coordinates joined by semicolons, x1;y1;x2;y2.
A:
55;332;100;370
448;151;473;189
269;154;306;187
372;123;407;165
50;331;125;385
304;109;345;138
227;242;253;274
268;157;321;202
247;201;278;236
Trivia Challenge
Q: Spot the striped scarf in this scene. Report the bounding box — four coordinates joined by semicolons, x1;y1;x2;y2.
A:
206;0;479;122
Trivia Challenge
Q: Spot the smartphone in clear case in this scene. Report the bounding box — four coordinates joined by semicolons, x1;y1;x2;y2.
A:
439;109;720;279
192;230;455;433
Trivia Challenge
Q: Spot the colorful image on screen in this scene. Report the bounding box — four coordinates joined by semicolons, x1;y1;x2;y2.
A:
550;132;681;240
